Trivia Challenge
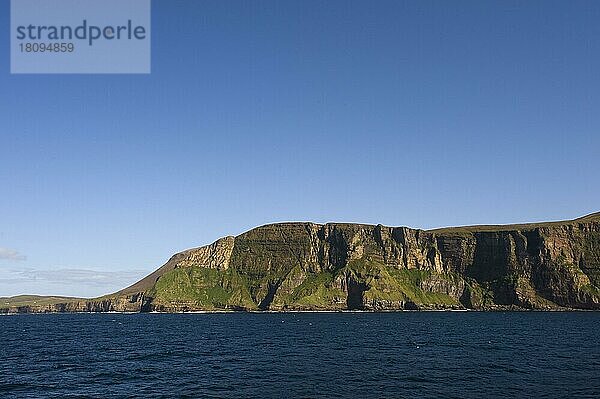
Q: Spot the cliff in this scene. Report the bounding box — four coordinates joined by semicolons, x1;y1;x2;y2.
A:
2;212;600;313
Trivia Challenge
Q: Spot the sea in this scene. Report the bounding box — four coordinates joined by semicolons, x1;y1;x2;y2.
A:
1;312;599;398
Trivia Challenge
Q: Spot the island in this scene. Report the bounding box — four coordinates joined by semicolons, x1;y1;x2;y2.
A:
2;212;599;313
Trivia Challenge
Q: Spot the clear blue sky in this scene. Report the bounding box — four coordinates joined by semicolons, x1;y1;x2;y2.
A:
1;0;599;297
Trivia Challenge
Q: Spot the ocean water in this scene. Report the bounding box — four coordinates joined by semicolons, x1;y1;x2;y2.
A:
1;312;599;398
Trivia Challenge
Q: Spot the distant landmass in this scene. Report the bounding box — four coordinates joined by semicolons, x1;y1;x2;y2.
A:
2;212;600;313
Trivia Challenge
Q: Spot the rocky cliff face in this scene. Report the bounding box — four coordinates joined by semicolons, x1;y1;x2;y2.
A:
3;213;600;313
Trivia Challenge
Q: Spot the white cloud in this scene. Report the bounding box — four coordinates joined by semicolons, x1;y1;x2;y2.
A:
1;267;143;286
0;267;146;297
0;247;26;261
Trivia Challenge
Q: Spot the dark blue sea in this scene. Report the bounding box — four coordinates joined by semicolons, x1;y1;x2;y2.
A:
1;312;599;398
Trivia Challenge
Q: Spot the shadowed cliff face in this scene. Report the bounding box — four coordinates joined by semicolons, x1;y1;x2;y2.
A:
3;213;600;313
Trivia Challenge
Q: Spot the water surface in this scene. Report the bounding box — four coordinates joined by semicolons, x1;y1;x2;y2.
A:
1;312;599;398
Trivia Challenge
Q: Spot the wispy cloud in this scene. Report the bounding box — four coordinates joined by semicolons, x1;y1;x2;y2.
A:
13;268;143;286
0;248;26;261
0;267;145;290
0;266;148;298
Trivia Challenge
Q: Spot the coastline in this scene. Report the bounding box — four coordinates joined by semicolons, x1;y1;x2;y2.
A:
3;307;597;315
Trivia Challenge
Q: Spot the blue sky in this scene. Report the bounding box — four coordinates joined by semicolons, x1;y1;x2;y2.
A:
1;0;599;297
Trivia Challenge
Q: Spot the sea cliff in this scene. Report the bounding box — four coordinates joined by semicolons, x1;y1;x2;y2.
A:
3;213;599;313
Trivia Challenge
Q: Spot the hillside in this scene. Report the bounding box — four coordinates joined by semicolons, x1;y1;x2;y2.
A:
2;212;600;313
